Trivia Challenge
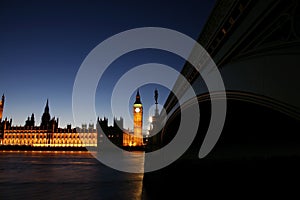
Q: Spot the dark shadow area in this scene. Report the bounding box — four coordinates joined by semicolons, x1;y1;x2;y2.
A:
143;92;300;199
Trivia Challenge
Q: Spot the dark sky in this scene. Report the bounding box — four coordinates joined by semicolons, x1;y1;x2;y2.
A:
0;0;216;129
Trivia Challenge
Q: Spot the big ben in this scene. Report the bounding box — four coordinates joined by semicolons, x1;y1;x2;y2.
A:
133;89;143;146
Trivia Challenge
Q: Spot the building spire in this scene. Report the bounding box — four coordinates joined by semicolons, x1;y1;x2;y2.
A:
0;93;4;120
45;99;49;113
134;89;142;104
41;99;51;127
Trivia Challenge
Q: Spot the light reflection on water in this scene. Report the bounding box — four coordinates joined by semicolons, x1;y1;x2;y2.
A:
0;151;147;200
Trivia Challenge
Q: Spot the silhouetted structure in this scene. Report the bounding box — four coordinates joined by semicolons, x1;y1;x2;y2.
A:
147;89;162;150
0;94;4;120
154;88;158;104
143;0;300;199
97;116;124;148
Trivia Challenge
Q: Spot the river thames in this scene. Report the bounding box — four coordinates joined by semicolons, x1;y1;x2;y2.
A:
0;151;149;200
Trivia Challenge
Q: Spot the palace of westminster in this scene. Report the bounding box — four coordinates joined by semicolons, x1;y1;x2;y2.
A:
0;89;160;149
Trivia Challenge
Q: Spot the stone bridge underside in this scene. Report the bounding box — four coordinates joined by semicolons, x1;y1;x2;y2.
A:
143;0;300;199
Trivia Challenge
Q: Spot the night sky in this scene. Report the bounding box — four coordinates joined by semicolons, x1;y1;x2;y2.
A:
0;0;215;130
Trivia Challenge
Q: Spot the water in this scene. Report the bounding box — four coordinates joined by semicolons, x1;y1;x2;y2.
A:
0;151;149;200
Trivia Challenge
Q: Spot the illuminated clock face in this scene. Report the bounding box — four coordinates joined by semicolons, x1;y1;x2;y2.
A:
135;107;140;113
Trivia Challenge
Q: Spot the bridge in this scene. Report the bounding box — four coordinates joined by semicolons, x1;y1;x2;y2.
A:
143;0;300;198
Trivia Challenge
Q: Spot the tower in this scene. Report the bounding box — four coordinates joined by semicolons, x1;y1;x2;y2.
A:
114;117;124;130
0;94;4;120
133;89;143;146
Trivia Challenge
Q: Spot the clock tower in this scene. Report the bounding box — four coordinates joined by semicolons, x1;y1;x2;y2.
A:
133;89;143;146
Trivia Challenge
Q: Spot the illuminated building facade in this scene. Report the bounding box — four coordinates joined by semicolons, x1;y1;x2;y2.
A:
0;99;97;147
0;90;150;149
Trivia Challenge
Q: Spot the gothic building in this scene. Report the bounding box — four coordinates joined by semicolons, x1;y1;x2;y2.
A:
0;90;150;149
97;116;124;148
0;99;97;147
